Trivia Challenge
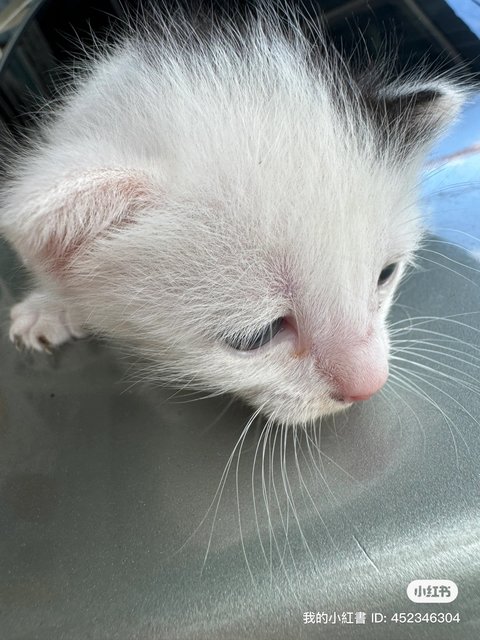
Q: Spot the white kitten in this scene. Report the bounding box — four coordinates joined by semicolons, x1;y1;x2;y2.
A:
0;8;464;425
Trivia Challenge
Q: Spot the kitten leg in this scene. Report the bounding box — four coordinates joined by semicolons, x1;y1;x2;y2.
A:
9;290;86;353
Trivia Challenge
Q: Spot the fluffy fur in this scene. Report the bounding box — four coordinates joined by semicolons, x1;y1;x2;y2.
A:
0;7;464;424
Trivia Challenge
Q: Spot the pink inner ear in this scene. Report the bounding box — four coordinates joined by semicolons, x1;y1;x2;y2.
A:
31;168;153;274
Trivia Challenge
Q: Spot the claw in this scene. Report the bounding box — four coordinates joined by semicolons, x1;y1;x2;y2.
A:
37;335;53;355
9;293;84;353
13;335;24;352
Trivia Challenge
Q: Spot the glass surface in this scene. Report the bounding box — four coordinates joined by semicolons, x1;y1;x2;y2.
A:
1;236;479;639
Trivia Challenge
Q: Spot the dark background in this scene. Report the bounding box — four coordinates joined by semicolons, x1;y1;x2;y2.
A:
0;0;479;131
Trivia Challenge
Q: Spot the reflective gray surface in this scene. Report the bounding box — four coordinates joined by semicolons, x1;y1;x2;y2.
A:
0;236;479;639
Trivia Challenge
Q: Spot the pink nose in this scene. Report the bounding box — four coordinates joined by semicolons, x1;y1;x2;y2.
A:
333;366;388;403
315;326;389;405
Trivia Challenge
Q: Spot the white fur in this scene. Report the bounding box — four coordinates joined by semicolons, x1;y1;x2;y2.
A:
0;9;464;424
9;291;85;352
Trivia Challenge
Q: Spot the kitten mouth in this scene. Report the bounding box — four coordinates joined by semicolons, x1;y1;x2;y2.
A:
249;390;353;424
329;393;351;405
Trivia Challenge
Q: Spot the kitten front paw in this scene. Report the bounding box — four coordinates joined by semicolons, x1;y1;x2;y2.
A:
9;293;85;353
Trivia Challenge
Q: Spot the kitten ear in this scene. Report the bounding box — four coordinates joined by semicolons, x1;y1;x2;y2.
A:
367;80;465;154
7;168;157;273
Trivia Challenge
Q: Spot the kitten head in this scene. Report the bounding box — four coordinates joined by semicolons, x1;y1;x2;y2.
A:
3;14;465;424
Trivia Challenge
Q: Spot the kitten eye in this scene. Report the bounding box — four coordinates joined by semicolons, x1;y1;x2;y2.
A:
378;263;398;286
224;317;284;351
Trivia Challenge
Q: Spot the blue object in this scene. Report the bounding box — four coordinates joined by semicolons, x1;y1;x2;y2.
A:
422;93;480;257
445;0;480;38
